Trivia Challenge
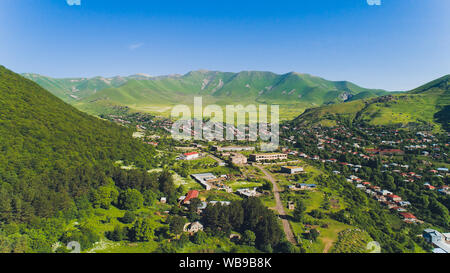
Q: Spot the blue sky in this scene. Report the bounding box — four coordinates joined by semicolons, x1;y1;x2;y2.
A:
0;0;449;90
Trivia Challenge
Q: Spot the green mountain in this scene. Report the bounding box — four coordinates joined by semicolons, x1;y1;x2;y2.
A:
292;75;450;131
24;70;390;120
0;65;157;223
21;73;141;103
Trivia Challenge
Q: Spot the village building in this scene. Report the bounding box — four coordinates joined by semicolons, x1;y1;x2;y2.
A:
423;229;450;253
249;153;288;162
184;222;204;233
399;212;417;223
281;166;304;174
182;190;199;205
181;152;200;160
191;173;217;190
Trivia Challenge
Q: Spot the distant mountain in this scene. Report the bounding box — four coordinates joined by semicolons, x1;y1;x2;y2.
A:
292;75;450;131
24;70;390;120
21;73;132;102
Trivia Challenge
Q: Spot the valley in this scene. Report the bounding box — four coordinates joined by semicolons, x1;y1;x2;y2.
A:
0;65;448;254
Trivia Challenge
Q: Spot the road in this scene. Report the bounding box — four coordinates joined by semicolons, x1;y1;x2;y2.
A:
255;165;297;245
206;153;225;166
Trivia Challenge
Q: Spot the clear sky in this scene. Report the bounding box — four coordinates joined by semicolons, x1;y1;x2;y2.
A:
0;0;449;90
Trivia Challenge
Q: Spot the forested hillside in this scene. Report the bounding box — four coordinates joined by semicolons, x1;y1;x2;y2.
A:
0;66;163;251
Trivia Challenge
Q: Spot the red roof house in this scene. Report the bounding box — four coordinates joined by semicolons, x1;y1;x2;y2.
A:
183;190;199;204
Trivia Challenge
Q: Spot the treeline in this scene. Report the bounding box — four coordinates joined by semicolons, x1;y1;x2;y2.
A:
0;169;178;253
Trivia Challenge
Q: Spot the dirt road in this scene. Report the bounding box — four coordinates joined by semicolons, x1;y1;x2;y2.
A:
256;165;297;245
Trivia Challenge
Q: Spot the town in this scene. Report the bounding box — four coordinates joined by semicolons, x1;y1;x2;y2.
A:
97;111;449;253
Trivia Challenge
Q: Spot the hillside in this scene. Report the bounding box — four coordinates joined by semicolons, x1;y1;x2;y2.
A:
0;66;158;223
24;70;389;120
292;75;450;131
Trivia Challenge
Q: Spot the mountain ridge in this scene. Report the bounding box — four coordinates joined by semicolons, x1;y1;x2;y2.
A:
23;70;393;119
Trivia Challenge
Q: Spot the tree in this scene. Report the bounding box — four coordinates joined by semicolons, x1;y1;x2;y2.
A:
188;198;202;214
177;233;190;248
118;189;144;211
143;189;158;207
307;229;320;241
168;215;186;235
129;218;153;242
241;230;256;246
120;211;136;224
192;230;207;244
293;200;306;222
91;185;119;209
108;225;127;241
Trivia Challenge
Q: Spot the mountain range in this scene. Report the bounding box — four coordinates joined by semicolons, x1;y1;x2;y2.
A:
23;70;391;120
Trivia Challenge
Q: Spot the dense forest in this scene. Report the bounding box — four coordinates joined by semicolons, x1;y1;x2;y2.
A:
0;66;163;251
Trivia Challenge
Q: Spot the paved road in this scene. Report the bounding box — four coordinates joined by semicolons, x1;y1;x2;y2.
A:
256;165;297;245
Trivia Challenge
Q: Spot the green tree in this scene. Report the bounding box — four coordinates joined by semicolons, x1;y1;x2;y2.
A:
118;189;144;211
192;230;207;244
241;230;256;246
293;200;306;222
129;218;153;242
168;215;186;235
120;211;136;224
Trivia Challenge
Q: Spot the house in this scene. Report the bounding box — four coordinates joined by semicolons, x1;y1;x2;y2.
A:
375;195;387;202
391;206;407;212
184;221;204;233
183;190;199;205
296;183;317;190
379;190;393;196
281;166;304;174
423;229;450;253
387;194;402;202
182;152;200;160
399;212;417;222
398;201;411;207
